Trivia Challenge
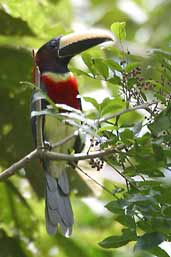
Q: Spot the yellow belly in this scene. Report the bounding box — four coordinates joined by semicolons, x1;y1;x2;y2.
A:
44;115;75;178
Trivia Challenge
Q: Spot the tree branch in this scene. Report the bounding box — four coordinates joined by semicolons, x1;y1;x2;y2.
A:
0;101;155;180
45;147;117;161
51;131;78;149
0;149;39;180
34;65;44;149
0;144;125;180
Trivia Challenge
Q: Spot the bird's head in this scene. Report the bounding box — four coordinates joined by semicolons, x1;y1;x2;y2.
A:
35;29;114;73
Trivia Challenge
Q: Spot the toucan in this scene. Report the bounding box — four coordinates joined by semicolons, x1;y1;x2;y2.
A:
31;30;114;236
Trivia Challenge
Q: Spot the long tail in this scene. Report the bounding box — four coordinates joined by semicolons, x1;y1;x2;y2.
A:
45;170;74;236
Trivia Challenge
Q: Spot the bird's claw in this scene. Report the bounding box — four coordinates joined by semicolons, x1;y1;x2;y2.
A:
44;140;52;151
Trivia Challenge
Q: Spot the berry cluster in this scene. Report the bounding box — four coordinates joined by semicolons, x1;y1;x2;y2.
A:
121;65;152;105
90;137;100;147
130;66;152;91
89;158;104;171
88;138;104;171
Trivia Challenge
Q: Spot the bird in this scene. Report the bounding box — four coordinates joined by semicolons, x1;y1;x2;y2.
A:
31;30;114;236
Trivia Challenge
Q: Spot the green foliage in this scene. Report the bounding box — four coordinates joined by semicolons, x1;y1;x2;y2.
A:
111;22;126;41
134;232;164;251
1;1;171;257
99;228;137;248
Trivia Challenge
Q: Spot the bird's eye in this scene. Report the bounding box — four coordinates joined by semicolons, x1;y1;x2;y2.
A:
49;40;57;48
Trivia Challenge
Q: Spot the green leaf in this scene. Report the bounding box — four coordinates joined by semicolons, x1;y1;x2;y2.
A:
162;59;171;72
1;0;49;36
127;193;154;203
134;121;143;135
98;125;117;133
106;59;123;72
154;93;166;104
84;96;100;111
153;49;171;60
0;9;35;36
105;200;126;214
111;22;126;41
116;215;136;228
99;228;137;248
100;97;123;116
125;62;139;73
70;67;90;77
119;111;142;127
127;77;137;88
94;58;109;79
108;76;121;85
134;232;164;251
82;53;96;75
150;246;170;257
148;104;171;136
147;80;170;93
120;129;134;144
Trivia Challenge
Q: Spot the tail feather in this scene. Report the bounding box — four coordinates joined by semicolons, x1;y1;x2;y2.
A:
46;184;73;225
46;172;57;191
61;222;72;237
45;202;58;235
58;170;70;194
45;171;74;236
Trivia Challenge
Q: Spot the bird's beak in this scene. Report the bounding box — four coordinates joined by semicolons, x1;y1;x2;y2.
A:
58;29;114;57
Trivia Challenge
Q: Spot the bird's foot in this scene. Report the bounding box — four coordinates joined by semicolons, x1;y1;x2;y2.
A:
44;140;52;151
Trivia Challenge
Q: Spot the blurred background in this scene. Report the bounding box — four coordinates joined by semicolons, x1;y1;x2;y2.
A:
0;0;171;256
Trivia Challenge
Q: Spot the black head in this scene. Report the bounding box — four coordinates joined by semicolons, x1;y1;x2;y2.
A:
36;36;71;74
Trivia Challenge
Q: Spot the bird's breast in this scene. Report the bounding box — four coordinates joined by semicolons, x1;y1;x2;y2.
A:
41;72;80;109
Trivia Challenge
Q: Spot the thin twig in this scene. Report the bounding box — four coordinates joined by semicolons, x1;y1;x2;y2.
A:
74;164;119;198
97;102;157;124
111;165;139;190
34;65;44;149
45;147;117;161
0;150;39;180
51;132;78;149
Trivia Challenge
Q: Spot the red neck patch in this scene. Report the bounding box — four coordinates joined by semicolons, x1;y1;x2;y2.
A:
41;73;80;110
